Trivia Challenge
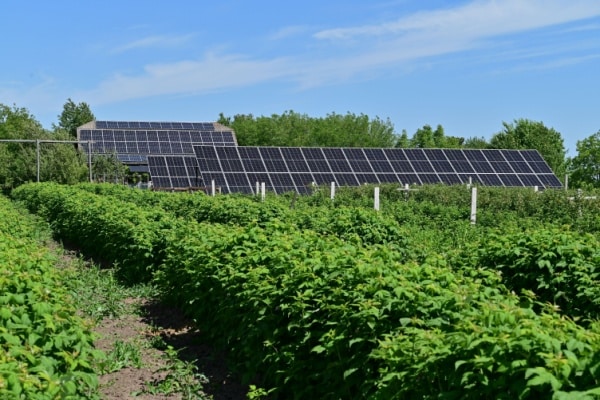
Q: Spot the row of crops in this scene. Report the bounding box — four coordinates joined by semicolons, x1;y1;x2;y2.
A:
0;195;101;398
9;182;600;398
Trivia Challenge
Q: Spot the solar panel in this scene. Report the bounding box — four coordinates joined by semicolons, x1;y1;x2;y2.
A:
178;146;564;192
78;121;238;168
147;155;202;188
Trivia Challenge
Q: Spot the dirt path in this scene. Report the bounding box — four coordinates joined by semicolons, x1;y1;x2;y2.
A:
94;297;249;400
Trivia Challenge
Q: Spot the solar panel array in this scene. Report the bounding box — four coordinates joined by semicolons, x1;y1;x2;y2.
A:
147;155;202;189
78;121;237;163
189;146;562;194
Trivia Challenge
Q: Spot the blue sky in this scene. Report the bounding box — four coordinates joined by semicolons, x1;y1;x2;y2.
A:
1;0;599;156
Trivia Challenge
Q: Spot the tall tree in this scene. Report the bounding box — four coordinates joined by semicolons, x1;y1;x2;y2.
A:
218;110;397;148
490;119;566;176
56;98;95;138
568;131;600;188
0;104;46;188
0;103;90;189
463;136;489;149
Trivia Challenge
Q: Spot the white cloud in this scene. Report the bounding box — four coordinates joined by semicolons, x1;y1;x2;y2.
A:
81;0;600;104
112;34;196;54
268;25;311;41
84;53;299;104
314;0;600;41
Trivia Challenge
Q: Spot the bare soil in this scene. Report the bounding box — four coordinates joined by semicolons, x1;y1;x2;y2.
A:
94;298;248;400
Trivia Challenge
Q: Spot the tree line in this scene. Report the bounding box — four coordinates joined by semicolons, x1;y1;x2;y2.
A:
0;100;127;191
219;111;569;180
1;102;599;189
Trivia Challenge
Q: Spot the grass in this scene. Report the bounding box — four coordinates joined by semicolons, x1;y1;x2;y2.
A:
141;344;210;399
54;247;213;399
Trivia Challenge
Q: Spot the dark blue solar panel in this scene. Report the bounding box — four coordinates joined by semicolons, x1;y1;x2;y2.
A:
292;173;316;189
501;150;526;162
377;174;400;183
225;173;251;189
280;147;304;159
466;150;487;162
444;150;468;161
451;161;475;173
354;173;379;184
470;161;494;173
370;161;394;173
264;158;289;172
334;173;360;186
521;150;545;162
518;174;544;187
499;174;524;187
201;172;228;193
363;148;387;160
438;174;463;185
419;174;441;184
242;158;267;172
430;160;454;173
538;174;563;188
510;161;533;173
383;149;409;161
302;148;325;160
479;174;504;186
411;161;434;173
152;177;171;188
351;160;374;173
403;148;427;161
328;159;353;172
423;149;446;160
390;160;415;173
343;148;368;161
238;147;261;159
483;150;506;162
306;160;330;171
310;173;336;185
397;173;421;185
529;162;553;174
458;174;482;185
322;148;346;159
285;159;311;172
246;173;272;189
489;162;514;173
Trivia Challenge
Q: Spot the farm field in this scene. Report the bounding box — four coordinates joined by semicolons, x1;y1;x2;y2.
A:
6;182;600;399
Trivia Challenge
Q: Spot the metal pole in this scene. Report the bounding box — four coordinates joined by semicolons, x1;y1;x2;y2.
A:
374;187;380;211
330;181;335;200
88;141;93;182
36;140;40;182
470;187;477;225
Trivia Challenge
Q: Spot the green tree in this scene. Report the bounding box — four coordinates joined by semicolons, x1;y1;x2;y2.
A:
490;119;566;176
218;110;397;147
40;131;89;184
568;130;600;188
92;152;128;183
395;129;410;148
0;104;46;188
463;136;489;149
410;124;457;148
411;124;435;148
56;98;95;138
0;103;90;189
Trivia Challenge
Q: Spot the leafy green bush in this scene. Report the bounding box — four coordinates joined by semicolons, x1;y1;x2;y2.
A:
463;228;600;323
0;195;101;399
